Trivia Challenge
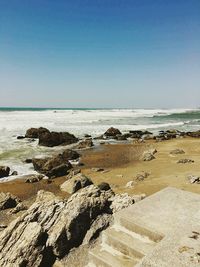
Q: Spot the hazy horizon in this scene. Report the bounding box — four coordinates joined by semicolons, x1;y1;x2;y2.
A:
0;0;200;108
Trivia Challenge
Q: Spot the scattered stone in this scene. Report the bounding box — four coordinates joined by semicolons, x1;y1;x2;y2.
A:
177;159;194;164
136;171;150;181
188;175;200;184
46;164;72;179
125;181;135;188
76;139;94;149
98;182;111;191
0;225;7;230
186;130;200;138
61;149;80;160
0;192;21;210
60;174;93;194
104;127;122;137
170;149;185;155
142;151;155;161
0;166;10;178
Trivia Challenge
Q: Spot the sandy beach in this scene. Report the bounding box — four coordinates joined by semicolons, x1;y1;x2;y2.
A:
1;136;200;201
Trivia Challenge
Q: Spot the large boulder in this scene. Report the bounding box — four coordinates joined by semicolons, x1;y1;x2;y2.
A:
104;127;122;137
38;131;78;147
0;166;10;178
60;173;93;194
25;127;49;138
0;192;21;210
32;151;76;178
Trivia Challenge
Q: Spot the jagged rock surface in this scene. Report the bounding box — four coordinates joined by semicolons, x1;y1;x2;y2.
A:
0;192;21;210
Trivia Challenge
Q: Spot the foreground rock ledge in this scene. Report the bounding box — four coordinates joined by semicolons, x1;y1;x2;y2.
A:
0;186;144;267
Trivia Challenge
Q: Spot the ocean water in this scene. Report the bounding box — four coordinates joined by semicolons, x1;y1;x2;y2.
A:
0;107;200;179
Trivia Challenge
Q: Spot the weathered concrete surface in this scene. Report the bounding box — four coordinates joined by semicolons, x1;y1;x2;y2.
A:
88;187;200;267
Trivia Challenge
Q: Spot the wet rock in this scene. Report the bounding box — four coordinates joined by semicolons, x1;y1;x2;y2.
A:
76;139;94;149
11;171;18;176
38;131;78;147
186;130;200;138
98;182;111;191
104;127;122;137
0;166;10;178
25;127;49;138
17;135;25;139
170;149;185;155
60;174;93;194
129;130;152;139
0;192;21;210
32;152;74;178
25;158;32;164
46;164;72;179
142;152;155;161
177;159;194;164
188;175;200;184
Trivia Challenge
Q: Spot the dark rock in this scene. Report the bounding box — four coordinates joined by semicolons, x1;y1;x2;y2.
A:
25;174;44;183
38;131;78;147
98;182;111;191
11;171;18;176
0;166;10;178
61;149;80;160
17;136;25;139
32;158;50;172
188;175;200;184
187;130;200;138
25;127;49;138
47;164;72;179
104;127;122;137
25;158;33;164
84;134;91;138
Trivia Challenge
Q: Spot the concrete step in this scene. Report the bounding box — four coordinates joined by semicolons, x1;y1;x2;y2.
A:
114;215;163;243
102;226;156;259
89;244;138;267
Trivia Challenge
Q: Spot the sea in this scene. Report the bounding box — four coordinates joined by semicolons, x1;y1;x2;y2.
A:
0;107;200;180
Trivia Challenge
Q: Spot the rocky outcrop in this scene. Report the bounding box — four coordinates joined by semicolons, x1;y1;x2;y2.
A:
25;127;49;138
104;127;122;137
38;131;78;147
60;173;93;194
0;166;10;178
0;192;21;210
0;186;114;266
186;130;200;138
76;139;94;149
32;150;77;178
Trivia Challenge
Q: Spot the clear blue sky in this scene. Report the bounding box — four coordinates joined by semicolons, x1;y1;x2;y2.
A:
0;0;199;108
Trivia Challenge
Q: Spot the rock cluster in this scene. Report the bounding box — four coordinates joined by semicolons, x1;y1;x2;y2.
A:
0;183;145;266
177;159;194;164
188;175;200;184
76;139;94;149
